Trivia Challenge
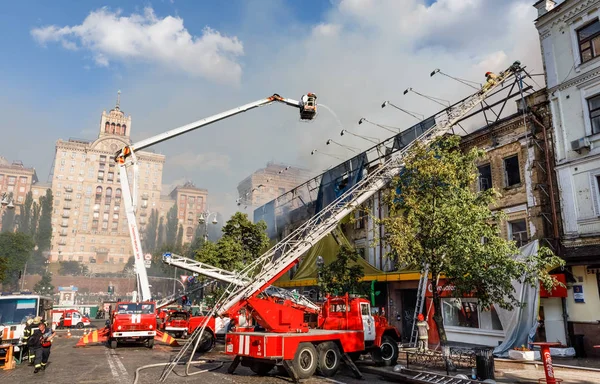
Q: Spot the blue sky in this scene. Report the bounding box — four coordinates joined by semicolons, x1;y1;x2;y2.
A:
0;0;542;218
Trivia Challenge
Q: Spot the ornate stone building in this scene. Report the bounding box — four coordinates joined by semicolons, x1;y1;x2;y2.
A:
49;93;165;271
0;157;38;230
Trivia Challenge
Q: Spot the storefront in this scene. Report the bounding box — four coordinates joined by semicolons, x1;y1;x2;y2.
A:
424;280;505;347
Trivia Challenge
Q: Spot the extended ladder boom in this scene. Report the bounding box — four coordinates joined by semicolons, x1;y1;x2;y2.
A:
215;62;523;317
116;94;318;302
162;252;320;312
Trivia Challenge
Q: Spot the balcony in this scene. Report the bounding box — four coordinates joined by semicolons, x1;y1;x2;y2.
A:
142;193;149;200
61;213;70;218
65;186;73;192
59;231;68;236
58;240;67;246
63;204;71;210
60;222;69;227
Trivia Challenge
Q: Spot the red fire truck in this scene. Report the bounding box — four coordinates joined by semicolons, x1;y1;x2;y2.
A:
52;309;91;329
108;301;157;349
162;311;190;339
224;294;399;379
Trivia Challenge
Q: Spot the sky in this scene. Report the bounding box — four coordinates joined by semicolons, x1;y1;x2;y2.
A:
0;0;544;220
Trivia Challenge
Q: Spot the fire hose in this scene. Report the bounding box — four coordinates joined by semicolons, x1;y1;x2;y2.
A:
132;359;225;384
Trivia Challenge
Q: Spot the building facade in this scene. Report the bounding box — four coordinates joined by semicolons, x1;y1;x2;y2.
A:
167;182;209;244
237;162;313;210
535;0;600;354
49;95;165;271
0;157;38;231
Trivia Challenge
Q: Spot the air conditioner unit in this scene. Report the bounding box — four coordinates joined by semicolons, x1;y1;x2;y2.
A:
571;137;591;152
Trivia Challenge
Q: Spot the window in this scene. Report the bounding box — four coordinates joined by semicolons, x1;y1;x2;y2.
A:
477;164;492;191
503;155;521;187
19;176;27;184
508;219;528;247
442;298;502;331
578;20;600;63
354;208;368;229
588;94;600;135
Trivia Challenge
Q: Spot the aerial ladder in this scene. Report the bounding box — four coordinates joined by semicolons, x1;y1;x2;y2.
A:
162;252;320;312
159;61;524;381
114;93;318;302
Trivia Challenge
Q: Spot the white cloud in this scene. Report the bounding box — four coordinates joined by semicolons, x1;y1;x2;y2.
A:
19;0;544;221
30;7;244;84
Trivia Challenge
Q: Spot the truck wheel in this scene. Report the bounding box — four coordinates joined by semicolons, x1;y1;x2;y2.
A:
77;322;84;329
250;361;274;375
147;338;155;349
109;340;117;349
292;343;317;379
317;342;341;377
370;335;398;366
197;330;215;353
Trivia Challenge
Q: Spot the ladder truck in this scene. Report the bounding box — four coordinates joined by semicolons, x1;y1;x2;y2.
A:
162;252;321;348
85;93;317;350
160;61;524;382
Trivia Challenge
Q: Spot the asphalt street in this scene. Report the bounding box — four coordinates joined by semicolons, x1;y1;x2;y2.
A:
1;327;395;384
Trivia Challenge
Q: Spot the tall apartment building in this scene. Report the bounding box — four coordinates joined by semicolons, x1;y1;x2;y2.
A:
237;162;313;208
535;0;600;355
168;182;208;244
0;157;38;230
49;94;165;271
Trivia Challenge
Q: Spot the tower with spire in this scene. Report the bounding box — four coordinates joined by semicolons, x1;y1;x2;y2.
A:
99;90;132;140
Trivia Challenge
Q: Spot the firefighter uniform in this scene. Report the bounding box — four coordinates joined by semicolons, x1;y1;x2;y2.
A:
23;318;36;365
28;321;55;373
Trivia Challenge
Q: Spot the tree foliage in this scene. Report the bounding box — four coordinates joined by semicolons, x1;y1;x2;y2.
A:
143;209;159;252
0;231;35;288
165;204;178;246
58;260;89;276
37;189;53;252
33;272;54;295
195;212;269;272
381;136;564;344
176;223;184;248
19;191;33;235
317;245;364;295
157;217;165;248
1;199;17;233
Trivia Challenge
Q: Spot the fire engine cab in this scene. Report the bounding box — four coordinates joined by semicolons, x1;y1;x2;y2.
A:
108;301;156;349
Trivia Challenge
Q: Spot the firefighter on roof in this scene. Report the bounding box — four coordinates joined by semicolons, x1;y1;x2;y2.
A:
479;72;498;95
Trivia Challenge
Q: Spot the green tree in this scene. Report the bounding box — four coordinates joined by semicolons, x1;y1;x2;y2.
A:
37;189;53;252
58;260;89;276
30;201;41;241
165;204;178;246
176;224;184;249
33;272;54;295
19;191;33;235
317;245;364;295
382;136;564;345
195;212;269;272
0;232;35;289
143;209;159;252
157;217;165;248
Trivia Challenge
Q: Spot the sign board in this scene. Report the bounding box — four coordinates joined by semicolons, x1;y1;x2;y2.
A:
180;275;189;283
144;253;152;261
144;260;151;269
573;285;584;303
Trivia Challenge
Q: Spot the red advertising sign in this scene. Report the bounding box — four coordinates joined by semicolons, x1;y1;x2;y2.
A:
540;274;567;298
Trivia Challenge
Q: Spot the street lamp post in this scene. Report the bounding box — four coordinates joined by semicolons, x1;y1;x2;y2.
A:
198;210;218;242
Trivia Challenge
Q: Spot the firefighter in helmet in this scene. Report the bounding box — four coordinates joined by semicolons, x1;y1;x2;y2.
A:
416;313;430;352
23;316;36;365
479;72;498;95
28;320;55;373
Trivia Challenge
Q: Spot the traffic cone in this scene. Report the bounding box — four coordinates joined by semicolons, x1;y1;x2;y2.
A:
67;329;72;338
